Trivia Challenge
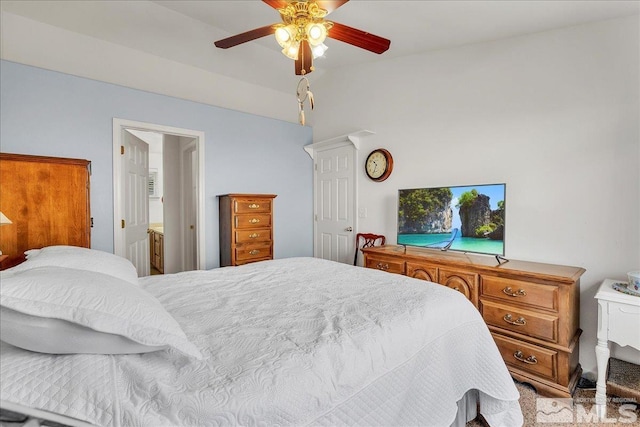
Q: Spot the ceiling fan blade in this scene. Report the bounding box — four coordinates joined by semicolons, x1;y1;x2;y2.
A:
262;0;289;10
327;21;390;54
214;25;275;49
316;0;349;14
295;41;314;75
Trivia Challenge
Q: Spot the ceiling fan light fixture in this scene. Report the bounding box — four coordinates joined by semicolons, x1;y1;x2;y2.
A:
214;0;391;76
311;42;328;59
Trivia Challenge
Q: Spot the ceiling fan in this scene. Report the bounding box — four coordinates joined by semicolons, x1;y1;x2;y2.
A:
214;0;391;75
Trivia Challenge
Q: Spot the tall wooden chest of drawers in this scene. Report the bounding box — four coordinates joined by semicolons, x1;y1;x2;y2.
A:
362;245;585;398
218;194;276;266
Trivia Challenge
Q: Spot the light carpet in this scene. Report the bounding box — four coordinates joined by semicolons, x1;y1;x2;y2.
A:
466;381;639;426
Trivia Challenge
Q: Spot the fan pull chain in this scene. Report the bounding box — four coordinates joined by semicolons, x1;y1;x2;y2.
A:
296;77;314;126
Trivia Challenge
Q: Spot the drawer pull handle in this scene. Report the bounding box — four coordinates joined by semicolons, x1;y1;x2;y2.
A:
503;287;526;297
248;233;260;239
249;218;260;224
503;313;527;326
249;250;260;255
376;262;389;271
513;351;538;365
248;203;260;209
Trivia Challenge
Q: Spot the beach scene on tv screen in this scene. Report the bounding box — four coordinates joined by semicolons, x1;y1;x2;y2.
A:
398;184;505;255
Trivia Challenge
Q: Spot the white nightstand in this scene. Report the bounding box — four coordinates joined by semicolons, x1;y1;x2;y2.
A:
594;279;640;417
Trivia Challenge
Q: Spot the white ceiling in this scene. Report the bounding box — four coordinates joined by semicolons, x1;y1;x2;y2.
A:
1;1;638;93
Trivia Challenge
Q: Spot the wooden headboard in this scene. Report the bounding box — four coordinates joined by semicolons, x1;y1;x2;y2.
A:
0;153;91;268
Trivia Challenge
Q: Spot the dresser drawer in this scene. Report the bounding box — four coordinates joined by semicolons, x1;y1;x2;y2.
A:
235;229;272;244
482;300;558;343
365;256;405;274
407;262;437;282
493;333;557;381
482;276;558;311
607;301;640;346
439;268;479;305
235;244;272;262
234;214;272;229
234;199;272;214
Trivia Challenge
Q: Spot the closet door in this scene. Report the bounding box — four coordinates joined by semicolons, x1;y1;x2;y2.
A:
0;153;91;264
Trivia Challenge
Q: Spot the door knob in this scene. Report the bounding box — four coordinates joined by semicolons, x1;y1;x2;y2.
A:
345;227;353;232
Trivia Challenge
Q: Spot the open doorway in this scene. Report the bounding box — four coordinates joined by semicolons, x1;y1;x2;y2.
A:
112;119;205;276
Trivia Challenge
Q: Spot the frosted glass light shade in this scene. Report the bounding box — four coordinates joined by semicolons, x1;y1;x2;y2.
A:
282;41;300;60
312;43;328;58
306;23;327;46
275;25;296;48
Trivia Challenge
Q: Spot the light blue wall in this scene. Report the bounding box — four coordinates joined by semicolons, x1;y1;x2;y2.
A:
0;60;314;268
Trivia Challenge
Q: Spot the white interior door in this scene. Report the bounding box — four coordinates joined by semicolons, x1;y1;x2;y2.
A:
314;144;356;264
123;131;150;276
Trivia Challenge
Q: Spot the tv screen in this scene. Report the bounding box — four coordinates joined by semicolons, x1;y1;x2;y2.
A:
397;183;506;256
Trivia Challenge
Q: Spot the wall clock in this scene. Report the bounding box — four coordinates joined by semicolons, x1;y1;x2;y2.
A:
365;149;393;182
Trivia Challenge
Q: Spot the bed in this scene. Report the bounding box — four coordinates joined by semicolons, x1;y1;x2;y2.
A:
0;247;523;427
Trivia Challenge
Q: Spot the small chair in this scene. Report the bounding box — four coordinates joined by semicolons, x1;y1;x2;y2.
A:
354;233;386;266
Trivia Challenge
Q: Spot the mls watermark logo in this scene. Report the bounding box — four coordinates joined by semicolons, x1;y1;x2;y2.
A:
537;397;638;424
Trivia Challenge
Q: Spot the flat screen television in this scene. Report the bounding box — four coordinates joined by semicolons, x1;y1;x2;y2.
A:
397;183;506;256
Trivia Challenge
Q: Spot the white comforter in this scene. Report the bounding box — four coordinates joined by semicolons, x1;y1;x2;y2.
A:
1;257;522;426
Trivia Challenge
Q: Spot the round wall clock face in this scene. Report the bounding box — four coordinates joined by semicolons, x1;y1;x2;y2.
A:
365;149;394;182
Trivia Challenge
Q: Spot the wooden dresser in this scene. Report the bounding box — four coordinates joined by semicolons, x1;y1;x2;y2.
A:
362;245;585;398
0;153;91;269
218;194;276;266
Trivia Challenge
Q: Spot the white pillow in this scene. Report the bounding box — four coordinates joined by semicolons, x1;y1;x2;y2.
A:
24;249;41;259
0;267;203;359
11;246;139;285
1;307;167;355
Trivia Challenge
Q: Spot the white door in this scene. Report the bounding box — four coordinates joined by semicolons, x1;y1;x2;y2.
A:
314;144;356;264
123;131;150;276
